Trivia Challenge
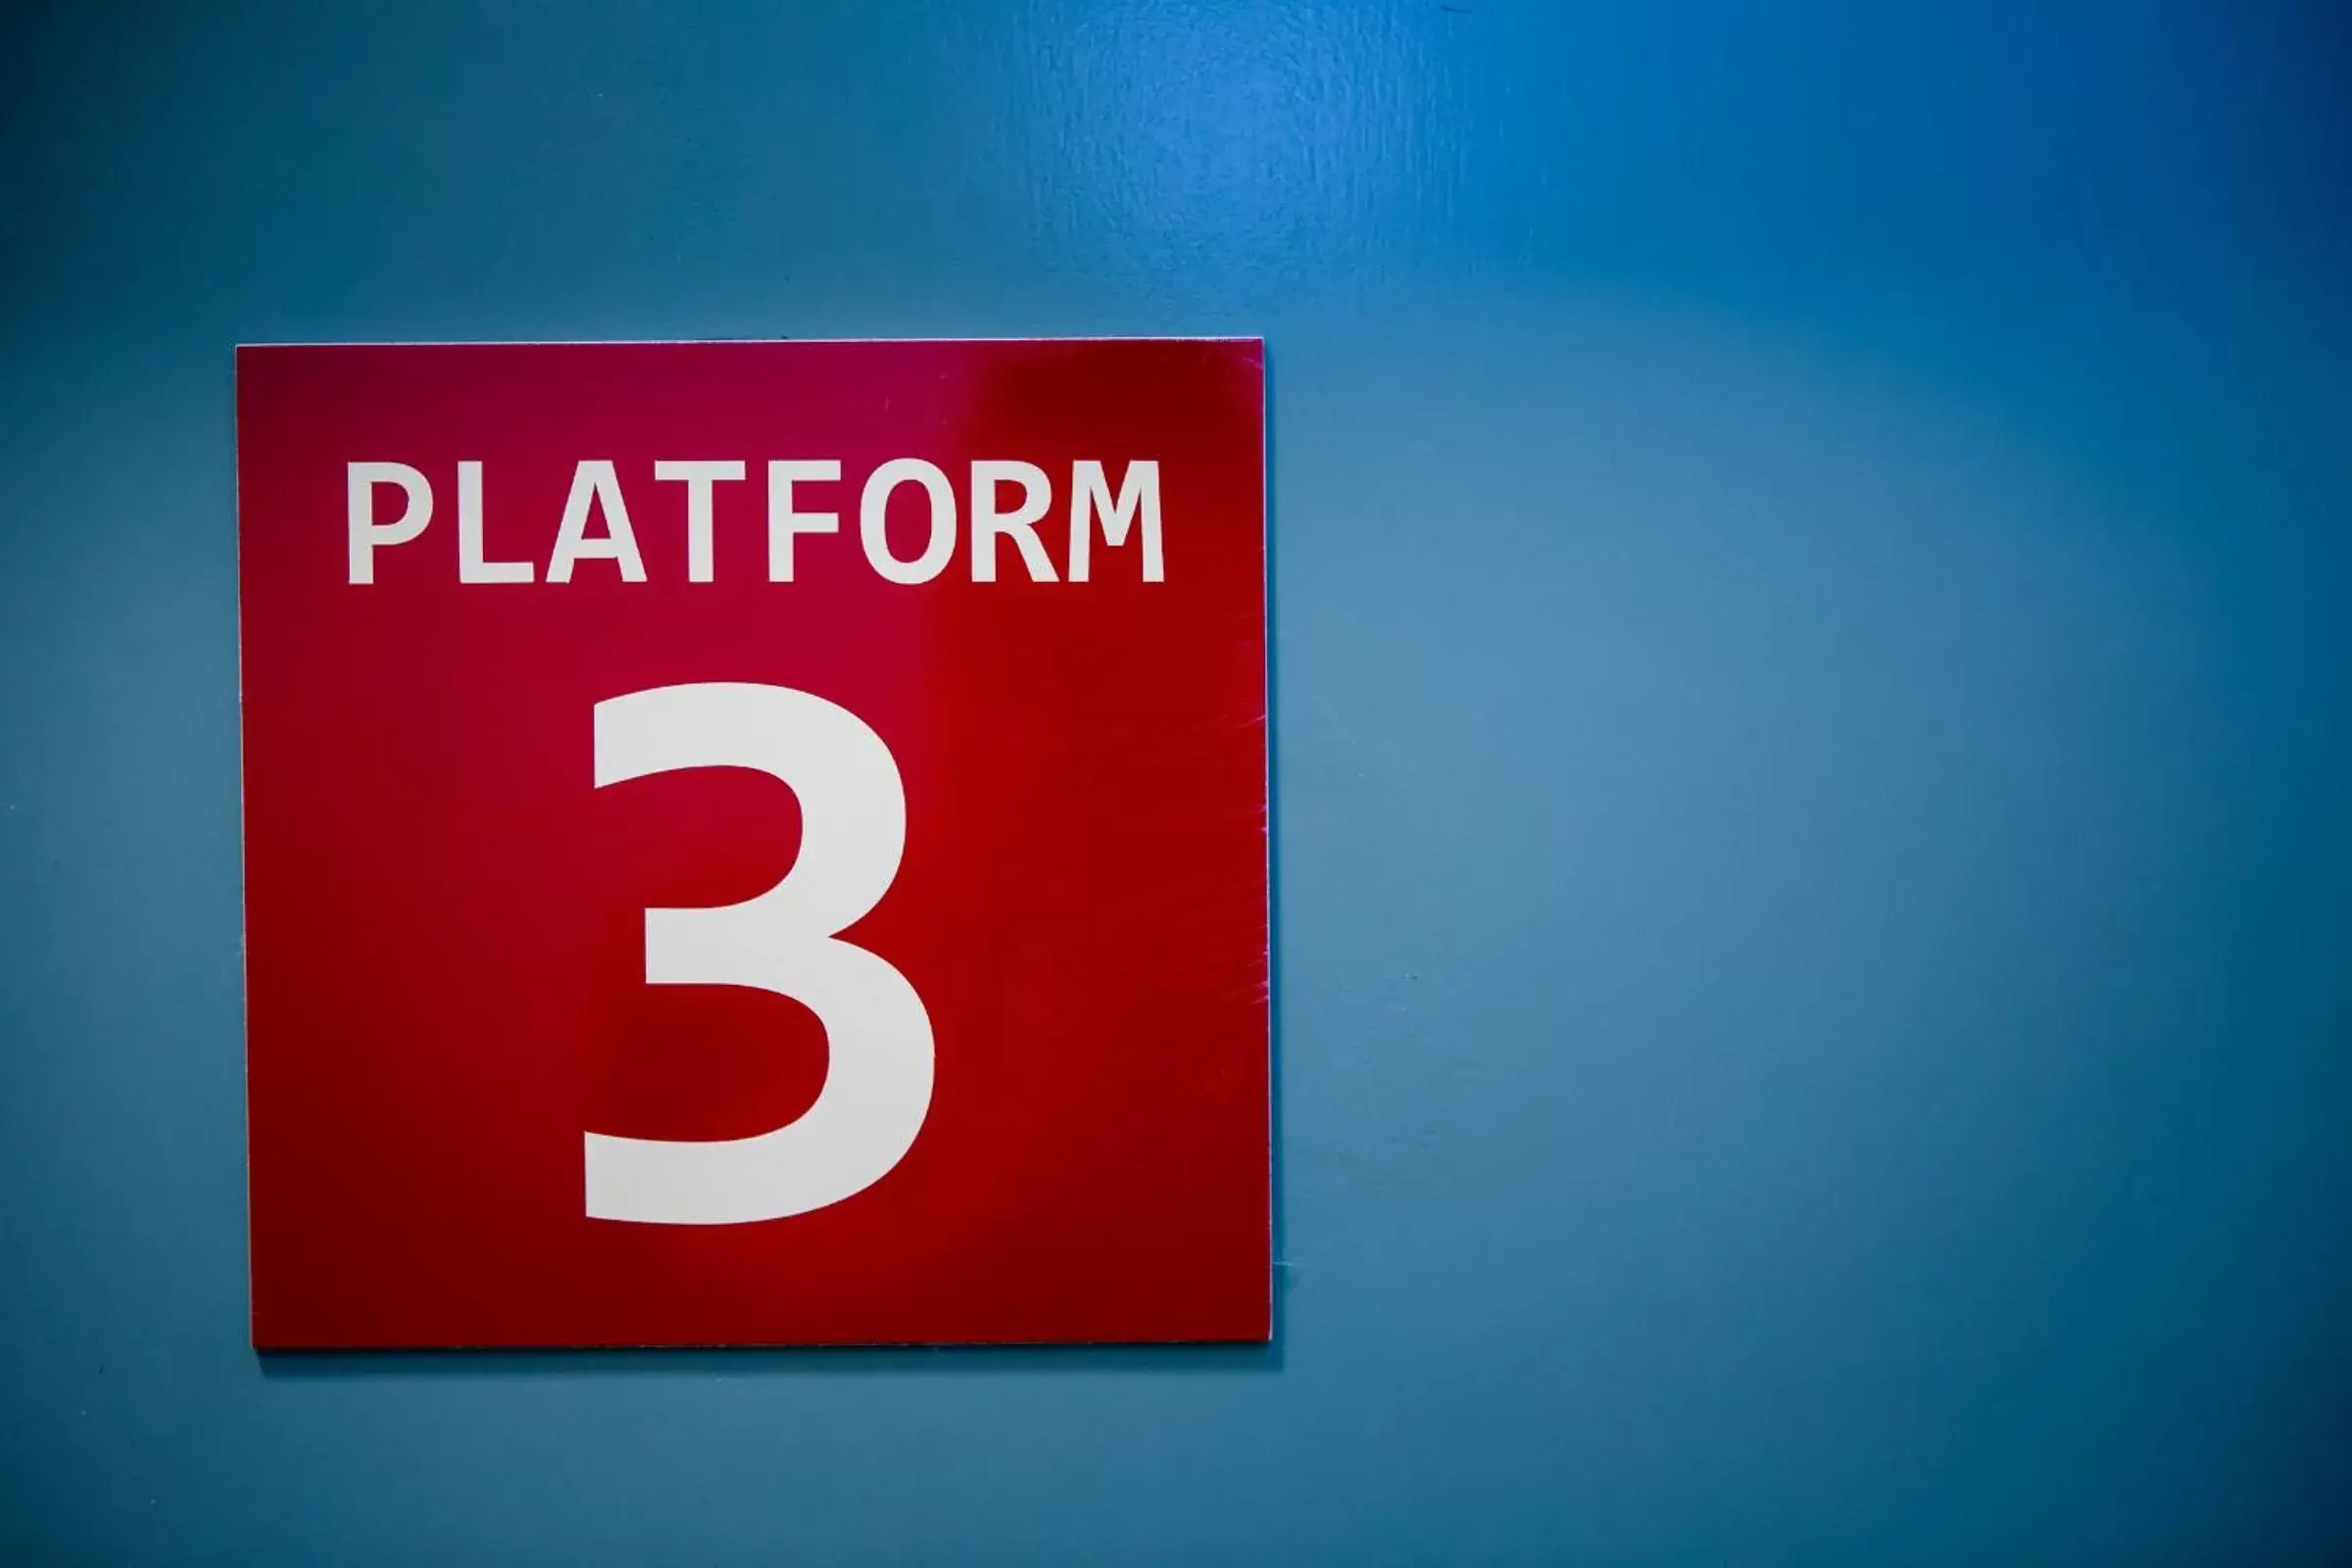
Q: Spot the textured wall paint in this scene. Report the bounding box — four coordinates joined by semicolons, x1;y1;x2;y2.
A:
3;2;2350;1560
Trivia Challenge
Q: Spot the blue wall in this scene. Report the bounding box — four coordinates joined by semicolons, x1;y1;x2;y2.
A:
5;2;2350;1559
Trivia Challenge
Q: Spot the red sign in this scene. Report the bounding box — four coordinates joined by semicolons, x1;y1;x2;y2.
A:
237;339;1269;1348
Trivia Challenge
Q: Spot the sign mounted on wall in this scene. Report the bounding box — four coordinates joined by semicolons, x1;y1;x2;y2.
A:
236;339;1269;1348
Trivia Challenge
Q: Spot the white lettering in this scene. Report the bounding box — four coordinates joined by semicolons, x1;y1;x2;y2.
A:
859;458;956;585
767;460;842;582
588;682;934;1223
345;456;1164;586
1068;460;1162;583
457;460;533;584
548;460;647;584
346;462;431;584
970;460;1058;583
654;460;746;584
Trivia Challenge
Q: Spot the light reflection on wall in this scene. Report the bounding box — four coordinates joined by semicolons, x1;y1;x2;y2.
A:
1014;2;1436;273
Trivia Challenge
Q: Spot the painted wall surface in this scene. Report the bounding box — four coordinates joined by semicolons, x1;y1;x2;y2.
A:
3;3;2348;1560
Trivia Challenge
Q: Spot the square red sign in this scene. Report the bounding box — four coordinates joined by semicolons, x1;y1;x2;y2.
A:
237;339;1268;1348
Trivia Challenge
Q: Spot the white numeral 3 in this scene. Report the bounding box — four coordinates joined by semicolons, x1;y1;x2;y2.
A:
586;682;935;1224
